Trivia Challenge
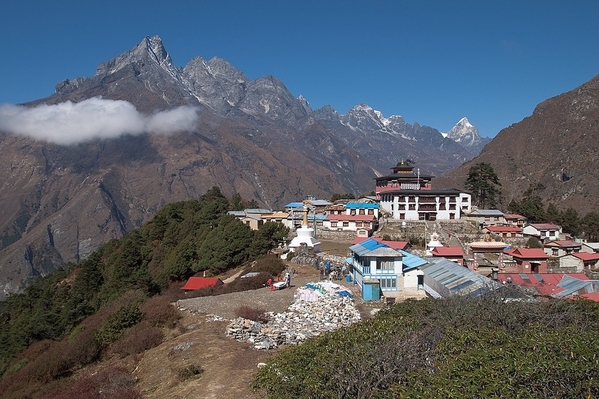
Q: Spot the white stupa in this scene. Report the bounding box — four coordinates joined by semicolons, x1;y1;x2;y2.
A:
288;203;321;253
426;231;443;256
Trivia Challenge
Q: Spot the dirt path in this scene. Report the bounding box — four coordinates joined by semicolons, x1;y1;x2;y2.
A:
135;263;364;398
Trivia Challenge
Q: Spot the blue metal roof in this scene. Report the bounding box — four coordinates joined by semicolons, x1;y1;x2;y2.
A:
285;202;304;208
346;203;379;209
552;275;599;298
349;237;394;256
400;250;428;271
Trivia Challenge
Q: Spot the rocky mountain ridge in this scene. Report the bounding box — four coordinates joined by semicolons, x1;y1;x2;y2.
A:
0;35;484;297
434;73;599;215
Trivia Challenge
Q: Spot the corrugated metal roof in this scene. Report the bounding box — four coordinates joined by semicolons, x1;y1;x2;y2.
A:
245;208;273;214
285;202;304;208
421;257;500;297
306;199;332;206
468;209;504;216
552;275;599;298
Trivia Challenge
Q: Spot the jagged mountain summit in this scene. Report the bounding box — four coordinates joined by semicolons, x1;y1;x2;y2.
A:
0;35;482;298
444;117;491;154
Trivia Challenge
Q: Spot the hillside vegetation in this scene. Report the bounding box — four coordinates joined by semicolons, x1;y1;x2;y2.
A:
255;295;599;398
0;187;288;398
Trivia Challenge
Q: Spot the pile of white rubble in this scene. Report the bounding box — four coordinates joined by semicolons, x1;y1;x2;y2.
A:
226;282;361;350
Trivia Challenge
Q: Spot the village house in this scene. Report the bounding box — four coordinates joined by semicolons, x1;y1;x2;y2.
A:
522;223;562;242
483;225;523;238
322;201;380;233
463;209;505;228
573;252;599;269
375;161;471;221
347;237;427;301
502;248;549;274
430;246;465;265
503;213;527;227
543;239;582;257
550;253;587;273
284;198;332;229
228;209;289;230
581;241;599;253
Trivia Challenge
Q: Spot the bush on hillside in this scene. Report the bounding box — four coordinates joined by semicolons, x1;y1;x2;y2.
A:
111;321;164;357
139;295;181;328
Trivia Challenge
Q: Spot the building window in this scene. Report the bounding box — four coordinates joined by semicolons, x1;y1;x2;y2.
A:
551;248;559;256
331;222;337;227
380;277;397;289
368;209;374;215
359;209;365;215
376;259;394;271
343;222;349;227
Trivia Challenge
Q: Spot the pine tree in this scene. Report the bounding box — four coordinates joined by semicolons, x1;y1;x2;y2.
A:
464;163;501;208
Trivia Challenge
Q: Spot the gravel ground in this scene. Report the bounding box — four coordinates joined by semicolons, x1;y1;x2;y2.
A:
176;264;362;319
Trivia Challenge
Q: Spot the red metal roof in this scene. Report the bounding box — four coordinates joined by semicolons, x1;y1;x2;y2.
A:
498;273;589;297
529;223;561;230
431;246;464;257
181;277;224;291
486;225;522;232
504;248;549;259
503;213;526;220
580;292;599;302
573;252;599;261
544;240;581;248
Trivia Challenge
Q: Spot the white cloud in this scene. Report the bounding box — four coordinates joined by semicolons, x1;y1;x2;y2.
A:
0;97;199;145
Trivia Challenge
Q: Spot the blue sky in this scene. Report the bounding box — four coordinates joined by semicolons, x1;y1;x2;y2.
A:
1;0;598;138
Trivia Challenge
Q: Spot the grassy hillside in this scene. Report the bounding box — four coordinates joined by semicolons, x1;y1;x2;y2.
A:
255;295;599;398
0;187;288;398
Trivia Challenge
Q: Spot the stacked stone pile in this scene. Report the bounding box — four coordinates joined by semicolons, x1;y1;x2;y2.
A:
226;282;361;350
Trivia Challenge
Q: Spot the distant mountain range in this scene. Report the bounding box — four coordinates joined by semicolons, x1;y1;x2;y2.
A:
0;35;493;297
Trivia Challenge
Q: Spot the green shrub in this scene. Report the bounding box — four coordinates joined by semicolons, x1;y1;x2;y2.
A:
95;303;142;347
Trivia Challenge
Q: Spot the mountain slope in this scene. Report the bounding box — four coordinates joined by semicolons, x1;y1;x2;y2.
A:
0;35;479;297
434;73;599;214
